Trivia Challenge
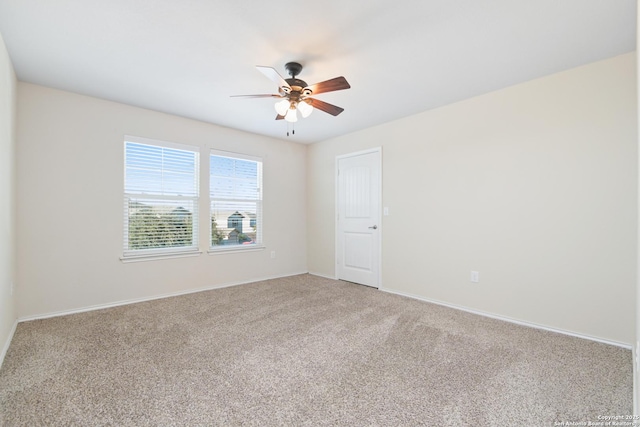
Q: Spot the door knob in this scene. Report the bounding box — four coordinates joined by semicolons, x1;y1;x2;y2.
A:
368;225;378;230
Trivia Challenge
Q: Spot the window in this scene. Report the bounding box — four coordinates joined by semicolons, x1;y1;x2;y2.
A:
123;136;200;258
210;150;262;250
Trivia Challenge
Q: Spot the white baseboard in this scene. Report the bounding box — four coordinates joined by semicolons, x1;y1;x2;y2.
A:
634;342;639;415
0;319;18;369
14;272;632;352
379;287;632;350
18;271;309;323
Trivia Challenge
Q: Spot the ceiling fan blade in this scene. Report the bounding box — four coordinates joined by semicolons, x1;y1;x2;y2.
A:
306;76;350;95
230;94;283;98
275;114;285;120
256;66;291;89
308;98;344;116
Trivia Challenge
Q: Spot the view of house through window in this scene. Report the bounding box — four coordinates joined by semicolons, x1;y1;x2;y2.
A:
123;137;200;257
210;150;263;249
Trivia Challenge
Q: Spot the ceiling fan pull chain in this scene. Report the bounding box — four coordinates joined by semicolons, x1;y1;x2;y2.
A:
285;122;296;136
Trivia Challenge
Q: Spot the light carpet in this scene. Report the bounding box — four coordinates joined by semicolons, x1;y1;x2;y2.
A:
0;274;632;426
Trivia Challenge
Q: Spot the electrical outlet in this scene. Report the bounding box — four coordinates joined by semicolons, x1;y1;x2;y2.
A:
470;271;479;283
270;251;276;259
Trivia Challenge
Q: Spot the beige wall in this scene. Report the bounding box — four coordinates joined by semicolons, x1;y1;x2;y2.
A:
308;53;637;345
16;83;307;318
9;50;639;348
0;33;17;360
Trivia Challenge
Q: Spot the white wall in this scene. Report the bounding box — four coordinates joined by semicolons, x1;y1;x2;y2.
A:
635;0;640;413
16;83;307;318
308;53;637;345
0;33;17;362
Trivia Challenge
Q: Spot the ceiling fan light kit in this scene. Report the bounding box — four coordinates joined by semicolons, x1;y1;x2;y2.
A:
297;99;313;118
284;107;297;123
274;99;290;116
232;61;351;134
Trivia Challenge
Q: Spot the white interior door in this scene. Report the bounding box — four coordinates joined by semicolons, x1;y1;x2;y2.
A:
336;149;381;288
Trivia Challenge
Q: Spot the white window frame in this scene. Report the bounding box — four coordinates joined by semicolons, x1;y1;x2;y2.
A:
209;149;264;254
122;135;201;262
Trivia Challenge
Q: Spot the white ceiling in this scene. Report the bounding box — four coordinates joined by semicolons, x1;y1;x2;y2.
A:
0;1;636;144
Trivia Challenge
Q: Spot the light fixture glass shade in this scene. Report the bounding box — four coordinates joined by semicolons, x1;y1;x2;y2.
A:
274;99;290;116
297;100;313;118
284;108;298;123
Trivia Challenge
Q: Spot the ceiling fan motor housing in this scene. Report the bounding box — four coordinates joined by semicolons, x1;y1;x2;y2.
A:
285;78;308;89
284;62;309;96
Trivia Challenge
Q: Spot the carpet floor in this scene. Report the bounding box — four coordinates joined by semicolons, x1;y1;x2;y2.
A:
0;274;633;426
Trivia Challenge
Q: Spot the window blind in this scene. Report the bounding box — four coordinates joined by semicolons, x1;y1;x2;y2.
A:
210;150;262;249
123;138;200;257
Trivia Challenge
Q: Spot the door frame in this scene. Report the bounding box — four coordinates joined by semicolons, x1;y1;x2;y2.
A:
334;147;383;288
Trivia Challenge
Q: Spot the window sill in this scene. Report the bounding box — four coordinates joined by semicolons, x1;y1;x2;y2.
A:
207;245;265;255
120;250;202;263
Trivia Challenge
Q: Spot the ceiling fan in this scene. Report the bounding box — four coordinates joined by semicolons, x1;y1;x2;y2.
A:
232;62;351;124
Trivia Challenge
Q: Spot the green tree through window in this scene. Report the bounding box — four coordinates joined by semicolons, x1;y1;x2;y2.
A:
124;138;199;257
